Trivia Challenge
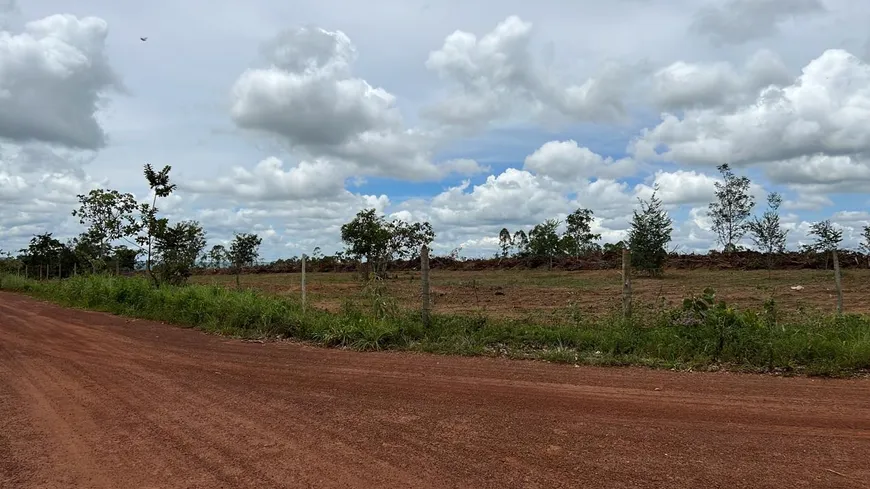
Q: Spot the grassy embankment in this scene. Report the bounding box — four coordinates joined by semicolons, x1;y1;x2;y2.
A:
2;273;869;376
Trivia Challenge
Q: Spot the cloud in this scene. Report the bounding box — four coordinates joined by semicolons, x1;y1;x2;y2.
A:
230;25;457;181
765;154;870;194
689;0;826;45
650;49;790;111
0;14;122;150
632;49;870;168
523;140;636;182
634;170;718;205
782;193;833;211
423;15;642;129
184;156;348;202
5;4;870;260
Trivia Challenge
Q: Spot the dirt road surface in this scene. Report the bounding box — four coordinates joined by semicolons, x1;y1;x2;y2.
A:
1;292;869;489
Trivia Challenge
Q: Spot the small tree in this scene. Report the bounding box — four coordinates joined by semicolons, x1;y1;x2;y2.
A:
228;233;262;287
806;219;843;269
0;249;22;276
512;230;528;257
628;189;673;277
527;219;562;270
498;228;512;259
340;209;434;279
18;233;64;279
603;241;626;254
152;220;207;286
564;208;601;257
139;164;177;283
207;244;228;269
708;163;755;252
112;246;140;274
72;189;141;269
747;192;788;273
860;224;870;268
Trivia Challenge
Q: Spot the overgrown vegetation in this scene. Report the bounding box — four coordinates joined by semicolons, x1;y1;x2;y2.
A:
2;273;868;376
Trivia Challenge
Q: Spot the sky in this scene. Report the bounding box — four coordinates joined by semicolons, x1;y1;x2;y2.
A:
2;0;870;260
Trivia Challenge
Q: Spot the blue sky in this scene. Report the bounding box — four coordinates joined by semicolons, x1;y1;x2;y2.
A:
2;0;870;261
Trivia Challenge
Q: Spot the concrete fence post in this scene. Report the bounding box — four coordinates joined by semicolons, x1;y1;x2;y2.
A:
421;245;431;327
832;249;843;315
622;247;632;320
301;254;307;315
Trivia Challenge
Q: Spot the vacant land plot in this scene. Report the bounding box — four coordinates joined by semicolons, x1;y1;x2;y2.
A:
193;268;870;319
2;292;869;489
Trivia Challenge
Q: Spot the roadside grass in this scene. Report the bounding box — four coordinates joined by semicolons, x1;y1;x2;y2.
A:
2;273;869;376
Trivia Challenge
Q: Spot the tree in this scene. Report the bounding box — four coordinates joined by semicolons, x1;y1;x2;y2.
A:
340;209;434;279
498;228;512;259
151;220;207;286
708;164;755;252
512;230;528;257
603;241;626;254
527;219;562;270
112;246;140;274
628;189;673;277
0;249;22;276
860;225;870;268
806;219;843;269
747;192;788;272
72;189;141;268
564;208;601;257
71;230;110;274
140;164;177;282
18;233;66;279
228;233;262;287
207;244;228;269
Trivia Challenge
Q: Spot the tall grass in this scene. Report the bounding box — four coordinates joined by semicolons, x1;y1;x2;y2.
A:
2;273;869;376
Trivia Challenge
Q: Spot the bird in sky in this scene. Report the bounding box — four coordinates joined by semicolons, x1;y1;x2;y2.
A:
140;37;148;41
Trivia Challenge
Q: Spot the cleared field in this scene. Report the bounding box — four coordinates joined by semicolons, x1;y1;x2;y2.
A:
192;268;870;319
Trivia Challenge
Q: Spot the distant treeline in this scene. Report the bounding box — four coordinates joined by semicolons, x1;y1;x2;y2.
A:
194;249;870;276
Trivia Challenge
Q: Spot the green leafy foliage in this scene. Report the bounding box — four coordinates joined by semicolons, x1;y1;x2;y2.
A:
564;208;601;257
747;192;788;272
207;244;228;268
748;192;787;254
708;163;755;252
140;164;177;280
512;230;528;256
628;188;673;276
340;208;434;278
807;219;843;252
498;228;512;258
72;189;141;266
228;233;262;287
152;220;207;286
527;219;562;269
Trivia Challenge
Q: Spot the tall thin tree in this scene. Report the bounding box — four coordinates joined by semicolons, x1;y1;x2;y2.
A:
141;164;177;282
747;192;788;274
498;228;512;259
708;164;755;252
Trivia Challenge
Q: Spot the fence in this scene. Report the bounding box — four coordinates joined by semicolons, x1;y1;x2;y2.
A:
276;246;870;325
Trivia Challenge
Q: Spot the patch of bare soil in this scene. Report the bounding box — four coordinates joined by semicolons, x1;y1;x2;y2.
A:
2;291;868;488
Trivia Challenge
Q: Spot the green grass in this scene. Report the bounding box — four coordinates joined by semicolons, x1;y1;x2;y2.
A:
3;273;869;376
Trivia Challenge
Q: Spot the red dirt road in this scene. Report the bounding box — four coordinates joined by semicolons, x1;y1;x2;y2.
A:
1;292;869;489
